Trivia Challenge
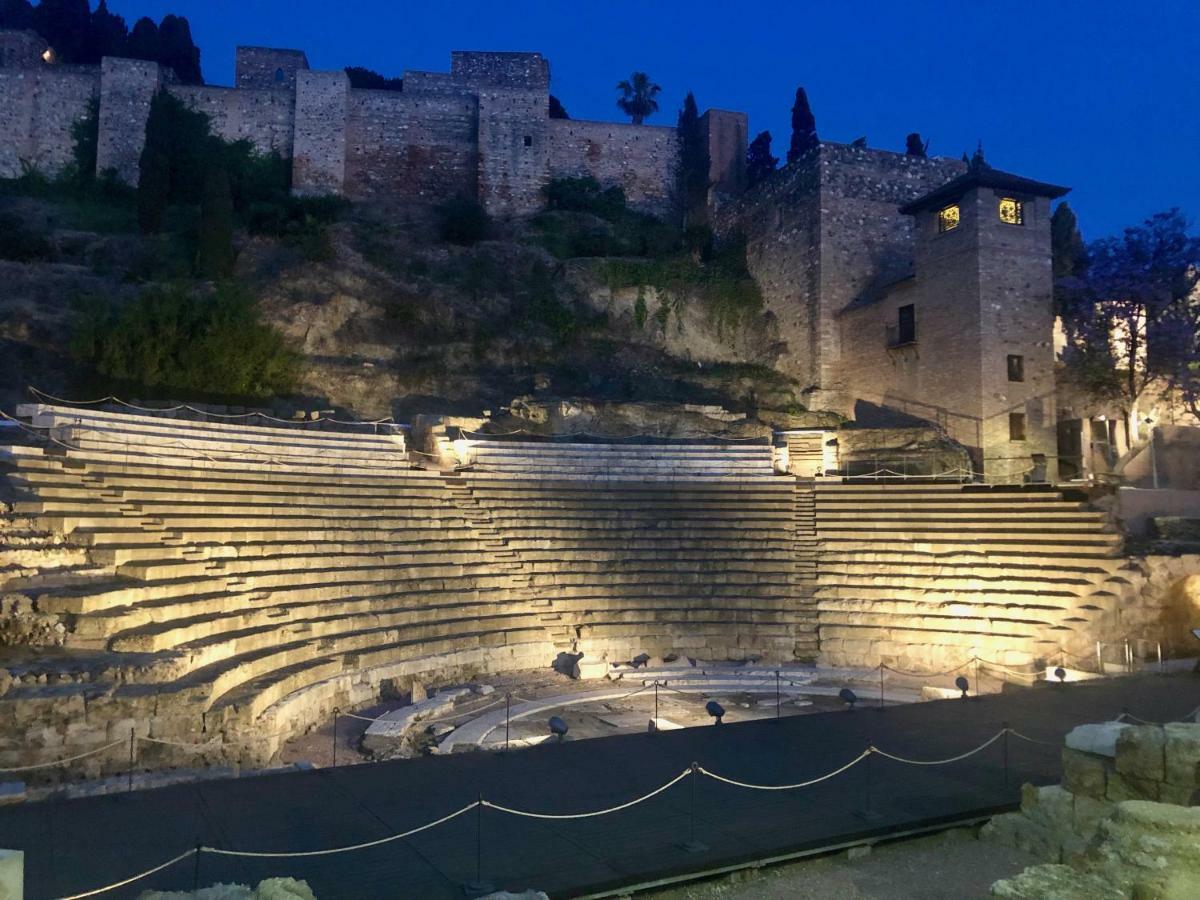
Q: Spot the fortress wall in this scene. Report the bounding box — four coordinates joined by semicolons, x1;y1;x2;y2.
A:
546;119;678;213
0;67;98;179
95;57;160;184
169;84;295;157
292;69;349;195
476;85;549;215
344;88;478;201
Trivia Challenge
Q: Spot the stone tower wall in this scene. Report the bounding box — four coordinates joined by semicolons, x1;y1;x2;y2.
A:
235;46;309;90
0;66;98;179
95;57;160;184
475;85;550;215
702;108;748;197
292;69;350;195
0;29;46;68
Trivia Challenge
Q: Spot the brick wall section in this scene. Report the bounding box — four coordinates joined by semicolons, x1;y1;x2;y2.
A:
235;47;309;90
546;120;677;213
476;86;549;215
292;69;349;195
344;89;479;201
95;57;160;184
0;67;98;179
169;84;296;157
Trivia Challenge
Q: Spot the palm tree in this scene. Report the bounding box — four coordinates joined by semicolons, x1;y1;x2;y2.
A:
616;72;662;125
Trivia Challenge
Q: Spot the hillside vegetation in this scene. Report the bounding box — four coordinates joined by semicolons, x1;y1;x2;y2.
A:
0;117;800;421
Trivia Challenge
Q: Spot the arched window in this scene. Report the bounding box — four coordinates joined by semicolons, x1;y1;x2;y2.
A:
274;67;285;84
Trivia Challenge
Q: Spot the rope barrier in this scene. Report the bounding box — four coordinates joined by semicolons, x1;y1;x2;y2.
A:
56;848;198;899
481;768;692;819
698;750;871;791
869;729;1006;766
881;659;975;678
202;801;480;859
137;735;222;750
1006;729;1058;747
0;739;123;772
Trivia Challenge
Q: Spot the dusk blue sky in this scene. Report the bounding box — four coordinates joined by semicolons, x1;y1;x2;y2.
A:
105;0;1198;240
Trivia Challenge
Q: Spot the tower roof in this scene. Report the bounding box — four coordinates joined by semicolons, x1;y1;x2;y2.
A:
899;159;1069;215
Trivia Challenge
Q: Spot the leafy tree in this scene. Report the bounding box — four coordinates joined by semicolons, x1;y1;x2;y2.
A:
196;159;235;278
0;0;35;30
139;90;211;204
675;91;709;229
543;176;625;219
345;66;403;91
616;72;661;125
548;95;569;119
89;0;127;61
905;132;928;156
32;0;90;62
787;86;818;163
1059;209;1200;437
125;16;158;61
156;14;201;84
746;130;777;187
71;284;298;400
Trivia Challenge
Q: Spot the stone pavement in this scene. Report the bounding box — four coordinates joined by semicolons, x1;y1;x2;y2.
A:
0;673;1195;899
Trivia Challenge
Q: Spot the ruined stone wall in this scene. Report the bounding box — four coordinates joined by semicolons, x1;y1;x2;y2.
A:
169;84;295;158
546;120;677;213
475;86;549;215
702;109;748;197
0;66;98;179
292;69;349;195
344;88;478;201
95;57;159;184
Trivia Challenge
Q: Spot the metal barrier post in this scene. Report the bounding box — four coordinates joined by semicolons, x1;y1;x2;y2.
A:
504;693;511;752
1002;723;1010;792
331;707;339;768
680;762;707;852
127;726;135;794
879;664;884;708
192;840;201;890
776;670;781;718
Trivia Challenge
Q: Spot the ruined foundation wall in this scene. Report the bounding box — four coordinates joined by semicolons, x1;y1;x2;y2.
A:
292;69;349;195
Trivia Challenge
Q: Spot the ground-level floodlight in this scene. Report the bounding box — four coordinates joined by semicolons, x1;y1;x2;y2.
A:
955;675;970;698
705;700;725;725
839;688;857;710
1054;666;1067;683
548;715;568;741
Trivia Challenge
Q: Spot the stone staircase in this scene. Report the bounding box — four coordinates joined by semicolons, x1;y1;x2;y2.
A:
813;482;1129;671
463;439;775;480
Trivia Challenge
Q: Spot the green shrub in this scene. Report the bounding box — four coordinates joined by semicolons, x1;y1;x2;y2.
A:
71;283;297;399
0;212;53;262
435;196;489;245
543;177;627;220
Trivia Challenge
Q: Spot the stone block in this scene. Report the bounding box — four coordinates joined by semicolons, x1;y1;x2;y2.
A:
990;863;1125;899
1073;794;1115;837
1021;784;1074;832
1065;722;1129;758
1116;726;1166;783
982;811;1061;862
1107;771;1160;803
1062;748;1109;800
1164;722;1200;788
0;849;22;900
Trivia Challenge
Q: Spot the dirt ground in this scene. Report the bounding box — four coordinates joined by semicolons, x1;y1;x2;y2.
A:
640;827;1037;899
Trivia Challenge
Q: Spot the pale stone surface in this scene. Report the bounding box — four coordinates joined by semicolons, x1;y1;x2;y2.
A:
1164;722;1200;787
990;864;1123;899
139;877;315;899
1116;726;1166;782
1062;748;1108;800
0;849;22;900
1065;722;1129;758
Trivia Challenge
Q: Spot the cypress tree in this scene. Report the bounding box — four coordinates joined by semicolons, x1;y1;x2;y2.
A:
137;148;169;234
746;130;778;187
905;132;928;157
126;17;160;63
89;0;128;62
1051;202;1087;279
787;87;818;163
157;14;202;84
675;91;709;229
196;158;235;278
32;0;91;62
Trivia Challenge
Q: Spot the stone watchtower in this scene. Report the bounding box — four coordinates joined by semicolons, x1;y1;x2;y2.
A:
235;47;310;89
834;157;1068;481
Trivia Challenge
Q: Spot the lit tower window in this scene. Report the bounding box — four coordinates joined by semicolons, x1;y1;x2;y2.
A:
937;204;960;233
998;197;1024;225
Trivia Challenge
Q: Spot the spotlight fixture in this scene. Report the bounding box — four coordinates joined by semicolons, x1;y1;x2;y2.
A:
954;675;970;699
548;715;568;741
705;700;725;725
838;688;858;710
1054;666;1067;683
